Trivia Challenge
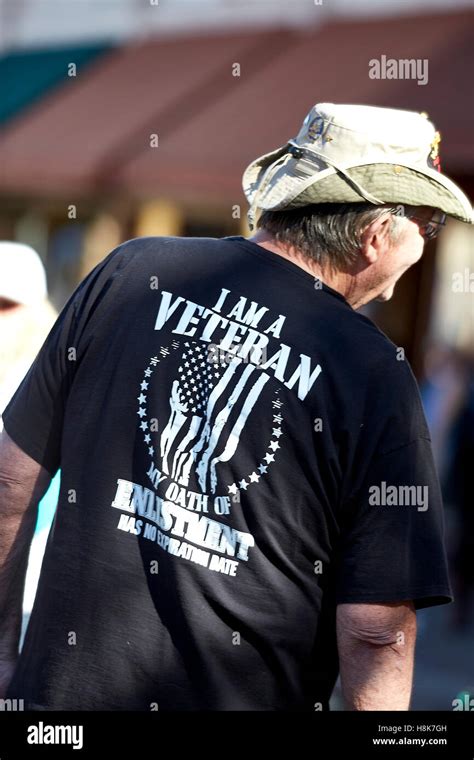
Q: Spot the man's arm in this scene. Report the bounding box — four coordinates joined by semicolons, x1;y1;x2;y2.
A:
0;430;51;697
337;601;417;710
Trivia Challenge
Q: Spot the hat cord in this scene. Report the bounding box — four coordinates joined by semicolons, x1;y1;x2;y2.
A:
247;139;387;230
247;148;293;229
286;140;385;205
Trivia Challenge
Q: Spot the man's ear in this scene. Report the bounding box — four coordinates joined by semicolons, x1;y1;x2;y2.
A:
359;213;393;265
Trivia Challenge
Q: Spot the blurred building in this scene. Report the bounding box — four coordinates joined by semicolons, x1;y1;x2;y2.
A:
0;3;472;375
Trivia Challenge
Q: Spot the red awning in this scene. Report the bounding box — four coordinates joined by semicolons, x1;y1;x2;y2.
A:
0;11;471;202
0;28;290;196
116;11;473;203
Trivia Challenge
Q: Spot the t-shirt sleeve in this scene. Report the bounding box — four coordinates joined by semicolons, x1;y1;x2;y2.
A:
335;358;452;610
2;242;133;475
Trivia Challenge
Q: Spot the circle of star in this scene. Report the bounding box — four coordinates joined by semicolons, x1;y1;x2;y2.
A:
226;395;284;495
138;343;285;494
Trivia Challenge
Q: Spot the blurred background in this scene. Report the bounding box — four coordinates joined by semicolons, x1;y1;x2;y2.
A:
0;0;472;711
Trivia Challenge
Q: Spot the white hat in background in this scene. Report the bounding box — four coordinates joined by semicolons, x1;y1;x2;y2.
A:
0;242;47;306
243;103;474;229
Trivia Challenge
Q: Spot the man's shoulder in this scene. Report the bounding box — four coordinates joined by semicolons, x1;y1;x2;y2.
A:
333;307;406;366
89;235;225;285
115;235;224;258
323;309;430;447
329;306;420;398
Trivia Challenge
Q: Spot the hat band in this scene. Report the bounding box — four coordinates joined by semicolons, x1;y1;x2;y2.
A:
287;141;384;205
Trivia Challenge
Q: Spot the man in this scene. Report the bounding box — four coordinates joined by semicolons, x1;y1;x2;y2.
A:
0;104;472;711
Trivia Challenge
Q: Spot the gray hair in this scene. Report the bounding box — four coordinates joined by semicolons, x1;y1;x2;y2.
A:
256;203;405;269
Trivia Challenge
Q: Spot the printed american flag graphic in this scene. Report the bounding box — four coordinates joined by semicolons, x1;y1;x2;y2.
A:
160;342;269;493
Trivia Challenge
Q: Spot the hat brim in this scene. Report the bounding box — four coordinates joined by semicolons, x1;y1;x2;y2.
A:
242;148;474;224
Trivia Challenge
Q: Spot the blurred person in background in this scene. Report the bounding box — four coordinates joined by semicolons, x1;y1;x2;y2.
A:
0;242;57;414
444;353;474;630
421;345;474;629
0;243;60;626
421;344;468;482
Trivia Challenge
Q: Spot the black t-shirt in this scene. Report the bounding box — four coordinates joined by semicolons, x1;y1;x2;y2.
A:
3;235;452;711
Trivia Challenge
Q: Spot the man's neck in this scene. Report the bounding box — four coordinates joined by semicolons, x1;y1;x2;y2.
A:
247;229;360;308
